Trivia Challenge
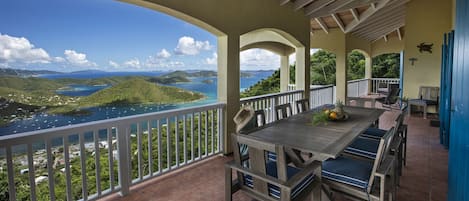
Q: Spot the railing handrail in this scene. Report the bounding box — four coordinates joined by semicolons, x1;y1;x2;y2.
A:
370;78;400;81
347;78;369;83
310;84;334;91
240;89;303;103
0;102;226;145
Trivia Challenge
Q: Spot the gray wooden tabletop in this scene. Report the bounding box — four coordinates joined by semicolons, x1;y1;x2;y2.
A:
247;106;385;160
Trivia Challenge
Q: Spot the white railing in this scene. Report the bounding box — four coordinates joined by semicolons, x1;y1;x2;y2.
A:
347;78;369;97
240;90;304;123
310;85;335;107
240;86;336;124
0;103;225;201
370;78;400;94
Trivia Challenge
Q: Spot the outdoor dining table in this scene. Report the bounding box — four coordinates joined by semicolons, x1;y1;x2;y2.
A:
246;106;385;200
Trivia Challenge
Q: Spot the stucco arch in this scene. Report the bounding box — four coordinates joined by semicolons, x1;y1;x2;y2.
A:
240;28;303;56
350;49;371;58
240;28;308;92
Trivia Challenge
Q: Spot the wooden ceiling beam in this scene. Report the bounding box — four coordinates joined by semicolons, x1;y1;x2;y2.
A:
355;17;404;38
397;27;402;40
308;0;355;18
279;0;291;6
315;17;330;34
352;8;405;35
350;8;360;21
353;14;404;38
331;13;346;32
304;0;335;16
366;21;405;41
344;0;392;33
353;7;405;31
334;0;381;12
371;26;403;42
294;0;315;10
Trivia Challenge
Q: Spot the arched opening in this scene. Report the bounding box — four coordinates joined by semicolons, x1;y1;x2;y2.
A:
240;28;307;93
347;50;369;81
310;49;337;85
372;53;401;78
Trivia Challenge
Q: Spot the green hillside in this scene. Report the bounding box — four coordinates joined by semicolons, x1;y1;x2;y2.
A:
79;78;204;106
148;76;190;84
0;76;63;92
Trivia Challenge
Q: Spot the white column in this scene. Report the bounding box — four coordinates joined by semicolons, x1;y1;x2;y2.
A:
295;47;311;98
217;34;240;154
335;48;347;102
280;55;290;92
365;56;372;94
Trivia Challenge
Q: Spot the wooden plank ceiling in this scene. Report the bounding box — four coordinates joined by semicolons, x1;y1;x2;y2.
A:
279;0;410;42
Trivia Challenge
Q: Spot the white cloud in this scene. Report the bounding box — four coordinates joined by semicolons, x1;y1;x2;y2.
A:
240;49;280;70
54;57;65;63
205;53;217;65
109;60;120;68
123;58;141;68
0;33;50;64
64;50;97;67
174;36;211;55
156;49;171;59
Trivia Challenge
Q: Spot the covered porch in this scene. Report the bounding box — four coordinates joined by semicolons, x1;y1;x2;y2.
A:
1;0;466;200
100;109;447;201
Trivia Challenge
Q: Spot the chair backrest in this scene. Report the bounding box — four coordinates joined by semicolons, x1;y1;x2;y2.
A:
395;112;405;129
275;103;292;120
296;99;310;113
239;109;267;134
366;127;396;193
419;86;439;101
254;109;267;127
231;133;288;196
385;88;401;104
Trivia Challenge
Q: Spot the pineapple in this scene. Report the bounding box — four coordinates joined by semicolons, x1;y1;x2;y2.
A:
333;100;345;120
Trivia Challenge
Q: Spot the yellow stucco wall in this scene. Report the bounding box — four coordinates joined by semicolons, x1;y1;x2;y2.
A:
403;0;452;101
311;30;346;53
371;36;404;57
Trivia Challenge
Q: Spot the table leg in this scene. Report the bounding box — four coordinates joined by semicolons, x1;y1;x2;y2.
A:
423;104;427;119
313;164;322;201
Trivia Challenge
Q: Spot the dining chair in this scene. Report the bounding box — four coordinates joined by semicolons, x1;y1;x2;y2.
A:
322;127;397;201
376;87;401;110
295;99;310;114
238;109;266;134
275;103;292;120
345;113;405;184
226;133;321;201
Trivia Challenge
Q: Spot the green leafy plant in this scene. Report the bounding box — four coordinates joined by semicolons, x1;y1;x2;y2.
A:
312;109;330;125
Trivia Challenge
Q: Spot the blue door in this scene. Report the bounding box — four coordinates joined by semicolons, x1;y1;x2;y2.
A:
448;0;469;200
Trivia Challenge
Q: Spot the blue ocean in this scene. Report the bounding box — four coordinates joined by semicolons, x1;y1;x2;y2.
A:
0;71;273;135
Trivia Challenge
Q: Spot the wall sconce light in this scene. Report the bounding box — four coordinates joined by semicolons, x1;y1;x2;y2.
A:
409;57;418;66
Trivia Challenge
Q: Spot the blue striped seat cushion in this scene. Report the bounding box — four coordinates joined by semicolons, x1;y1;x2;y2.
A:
322;156;373;190
239;144;249;156
244;161;315;199
344;138;379;159
361;127;387;140
239;148;277;163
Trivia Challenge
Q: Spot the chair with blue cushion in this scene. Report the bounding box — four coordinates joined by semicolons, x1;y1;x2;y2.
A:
275;103;292;121
295;99;310;114
322;127;397;201
226;133;321;201
237;109;266;162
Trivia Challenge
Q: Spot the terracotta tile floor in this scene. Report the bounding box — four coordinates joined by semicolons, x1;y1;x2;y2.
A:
100;110;448;201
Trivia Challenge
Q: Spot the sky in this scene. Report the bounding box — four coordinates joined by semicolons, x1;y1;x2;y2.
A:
0;0;289;72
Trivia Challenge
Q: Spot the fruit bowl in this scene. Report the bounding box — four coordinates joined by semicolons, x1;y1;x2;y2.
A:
323;109;349;121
